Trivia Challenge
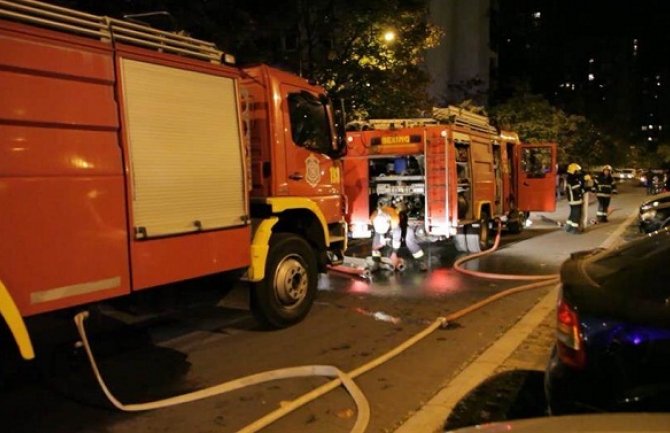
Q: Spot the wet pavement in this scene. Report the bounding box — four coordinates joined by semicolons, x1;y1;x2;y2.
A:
0;184;647;433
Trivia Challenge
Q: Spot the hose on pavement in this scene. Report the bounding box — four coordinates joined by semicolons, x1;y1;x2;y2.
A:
453;220;560;281
73;220;559;433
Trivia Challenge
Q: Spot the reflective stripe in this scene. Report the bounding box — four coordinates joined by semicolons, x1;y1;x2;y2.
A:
392;240;402;249
31;277;121;304
569;200;583;205
371;250;381;257
571;184;581;189
596;193;610;197
566;220;579;227
596;211;607;216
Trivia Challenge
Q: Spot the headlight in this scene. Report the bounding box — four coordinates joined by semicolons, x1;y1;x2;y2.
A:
641;210;657;220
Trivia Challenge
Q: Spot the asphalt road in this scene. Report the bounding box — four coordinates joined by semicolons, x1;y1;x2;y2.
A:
0;184;647;433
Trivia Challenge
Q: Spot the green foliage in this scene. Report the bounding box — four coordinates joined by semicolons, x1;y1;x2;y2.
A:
490;92;607;166
656;144;670;165
64;0;440;120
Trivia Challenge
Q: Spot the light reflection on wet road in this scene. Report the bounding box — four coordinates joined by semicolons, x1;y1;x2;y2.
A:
320;227;554;300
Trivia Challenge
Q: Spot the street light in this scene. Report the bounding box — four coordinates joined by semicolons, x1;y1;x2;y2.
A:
383;30;396;43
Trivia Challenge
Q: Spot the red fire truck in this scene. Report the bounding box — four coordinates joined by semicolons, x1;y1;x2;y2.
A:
0;0;347;361
343;106;556;253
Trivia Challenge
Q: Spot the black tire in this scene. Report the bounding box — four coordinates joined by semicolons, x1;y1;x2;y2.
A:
478;213;492;251
250;233;317;328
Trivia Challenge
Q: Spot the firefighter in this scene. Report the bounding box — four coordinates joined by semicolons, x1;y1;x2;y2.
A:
593;165;617;222
564;163;587;233
370;199;427;271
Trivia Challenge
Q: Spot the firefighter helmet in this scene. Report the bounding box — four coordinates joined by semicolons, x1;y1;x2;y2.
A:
567;163;582;174
602;164;613;172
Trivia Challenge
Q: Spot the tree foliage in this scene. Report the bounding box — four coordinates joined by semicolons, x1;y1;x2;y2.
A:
490;92;608;166
63;0;441;119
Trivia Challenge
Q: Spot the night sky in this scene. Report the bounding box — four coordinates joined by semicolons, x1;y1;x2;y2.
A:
492;0;670;147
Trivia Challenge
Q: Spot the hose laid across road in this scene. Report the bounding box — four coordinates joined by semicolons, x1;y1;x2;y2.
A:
73;220;559;433
453;220;560;281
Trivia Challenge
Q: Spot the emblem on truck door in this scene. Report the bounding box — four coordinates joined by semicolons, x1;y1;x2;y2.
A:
305;154;321;187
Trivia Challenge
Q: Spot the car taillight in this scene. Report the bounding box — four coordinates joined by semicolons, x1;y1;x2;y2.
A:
556;298;586;369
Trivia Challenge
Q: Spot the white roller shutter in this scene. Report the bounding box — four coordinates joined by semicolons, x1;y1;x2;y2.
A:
120;58;247;238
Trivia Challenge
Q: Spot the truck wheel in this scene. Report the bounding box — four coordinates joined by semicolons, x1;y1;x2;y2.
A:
251;233;317;328
478;213;492;251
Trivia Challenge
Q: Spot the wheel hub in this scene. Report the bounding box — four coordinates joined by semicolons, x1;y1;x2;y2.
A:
274;256;308;306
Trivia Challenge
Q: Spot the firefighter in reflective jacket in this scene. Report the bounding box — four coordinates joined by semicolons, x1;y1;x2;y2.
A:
565;163;587;233
593;164;617;222
371;201;426;270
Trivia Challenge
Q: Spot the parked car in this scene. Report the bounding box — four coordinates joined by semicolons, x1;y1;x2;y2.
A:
545;228;670;414
612;167;636;182
639;192;670;233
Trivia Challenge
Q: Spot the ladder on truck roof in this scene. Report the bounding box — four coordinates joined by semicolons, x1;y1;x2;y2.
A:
432;106;498;135
368;106;497;135
0;0;230;63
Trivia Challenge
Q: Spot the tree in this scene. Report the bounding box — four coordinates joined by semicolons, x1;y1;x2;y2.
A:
656;144;670;167
490;91;607;166
63;0;441;120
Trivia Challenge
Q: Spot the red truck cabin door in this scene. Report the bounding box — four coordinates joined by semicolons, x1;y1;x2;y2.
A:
280;84;339;199
517;143;557;212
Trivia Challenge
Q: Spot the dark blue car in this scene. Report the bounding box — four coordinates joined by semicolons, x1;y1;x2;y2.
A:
545;228;670;414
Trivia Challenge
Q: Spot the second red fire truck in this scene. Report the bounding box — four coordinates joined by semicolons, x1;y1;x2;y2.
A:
343;106;557;253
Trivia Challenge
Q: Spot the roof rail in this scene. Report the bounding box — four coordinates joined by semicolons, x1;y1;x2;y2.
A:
0;0;227;63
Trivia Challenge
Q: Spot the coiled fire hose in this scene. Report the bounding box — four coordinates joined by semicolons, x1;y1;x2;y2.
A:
73;219;559;433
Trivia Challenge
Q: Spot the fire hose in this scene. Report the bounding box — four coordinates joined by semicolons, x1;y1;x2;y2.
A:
73;220;559;433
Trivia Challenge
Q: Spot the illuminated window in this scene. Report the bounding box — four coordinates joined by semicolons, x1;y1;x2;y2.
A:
589;58;595;64
642;126;648;131
588;73;595;81
533;11;541;19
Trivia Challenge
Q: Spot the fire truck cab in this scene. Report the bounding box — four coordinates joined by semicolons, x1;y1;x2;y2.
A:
0;0;347;361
